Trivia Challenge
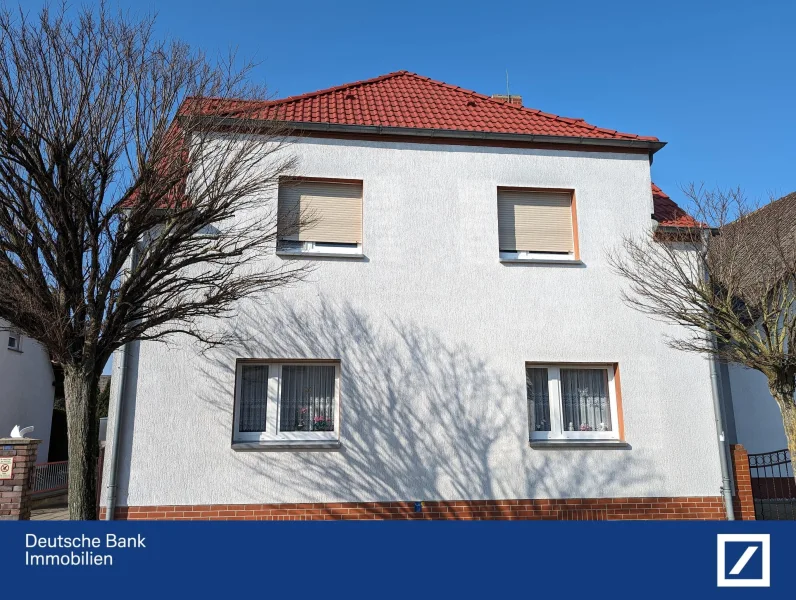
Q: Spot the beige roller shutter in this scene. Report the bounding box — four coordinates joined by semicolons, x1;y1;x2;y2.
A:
497;189;574;253
278;179;363;243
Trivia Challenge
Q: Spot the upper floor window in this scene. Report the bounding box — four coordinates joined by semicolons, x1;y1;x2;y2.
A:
497;188;579;262
277;178;363;257
527;364;621;442
233;360;341;449
7;330;22;352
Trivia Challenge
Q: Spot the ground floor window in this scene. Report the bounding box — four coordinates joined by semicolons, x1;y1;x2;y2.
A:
234;361;340;445
527;364;620;441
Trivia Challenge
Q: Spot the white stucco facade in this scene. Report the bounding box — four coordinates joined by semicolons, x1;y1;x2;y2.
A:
0;319;55;463
725;364;788;454
103;136;724;508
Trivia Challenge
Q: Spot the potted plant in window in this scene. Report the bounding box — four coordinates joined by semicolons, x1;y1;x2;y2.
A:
297;407;308;430
312;415;332;431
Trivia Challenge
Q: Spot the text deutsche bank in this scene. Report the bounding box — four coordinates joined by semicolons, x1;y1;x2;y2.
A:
24;533;146;566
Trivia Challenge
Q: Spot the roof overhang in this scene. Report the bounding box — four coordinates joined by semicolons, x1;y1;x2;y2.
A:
189;115;667;155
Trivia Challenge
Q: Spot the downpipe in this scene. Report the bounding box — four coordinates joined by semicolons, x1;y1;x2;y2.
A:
104;245;138;521
709;351;735;520
702;228;735;520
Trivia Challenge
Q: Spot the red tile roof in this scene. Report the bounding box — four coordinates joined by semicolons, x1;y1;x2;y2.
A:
190;71;660;143
651;183;698;227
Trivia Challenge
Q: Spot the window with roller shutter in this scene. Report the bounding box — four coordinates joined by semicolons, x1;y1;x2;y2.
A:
277;178;363;257
497;188;578;261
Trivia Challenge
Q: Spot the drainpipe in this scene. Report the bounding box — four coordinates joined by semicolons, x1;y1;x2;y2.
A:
710;350;735;520
701;228;735;520
104;245;138;521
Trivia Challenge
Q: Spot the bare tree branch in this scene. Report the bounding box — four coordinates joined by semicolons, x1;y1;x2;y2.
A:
0;2;308;518
610;184;796;468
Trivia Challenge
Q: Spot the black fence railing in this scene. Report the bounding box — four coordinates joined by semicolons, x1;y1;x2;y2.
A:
748;449;796;520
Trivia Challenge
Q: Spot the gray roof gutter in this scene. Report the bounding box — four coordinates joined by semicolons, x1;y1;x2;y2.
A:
191;116;667;154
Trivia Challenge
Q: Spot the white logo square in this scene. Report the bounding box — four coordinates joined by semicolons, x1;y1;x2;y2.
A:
717;534;770;587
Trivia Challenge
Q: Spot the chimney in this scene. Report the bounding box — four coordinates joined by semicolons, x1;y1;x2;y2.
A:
491;94;522;107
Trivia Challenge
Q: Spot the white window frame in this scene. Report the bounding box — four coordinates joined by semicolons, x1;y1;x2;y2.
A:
527;364;620;441
7;330;22;352
499;250;578;263
275;177;365;259
497;187;579;264
277;240;363;258
233;361;341;445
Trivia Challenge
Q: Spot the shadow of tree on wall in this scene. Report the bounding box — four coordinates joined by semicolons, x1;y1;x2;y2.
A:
193;299;662;512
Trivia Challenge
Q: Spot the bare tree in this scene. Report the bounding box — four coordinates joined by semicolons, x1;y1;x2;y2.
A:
0;3;307;519
611;184;796;468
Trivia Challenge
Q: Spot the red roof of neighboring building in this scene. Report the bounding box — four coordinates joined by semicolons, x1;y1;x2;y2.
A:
189;70;661;143
651;183;698;227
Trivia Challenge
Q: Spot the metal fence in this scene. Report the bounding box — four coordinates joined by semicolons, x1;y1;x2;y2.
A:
748;449;796;520
32;461;68;495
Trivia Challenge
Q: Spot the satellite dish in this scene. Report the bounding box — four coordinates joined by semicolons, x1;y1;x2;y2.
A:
9;425;34;438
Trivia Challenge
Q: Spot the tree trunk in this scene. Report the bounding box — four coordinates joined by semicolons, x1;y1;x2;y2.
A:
772;390;796;481
63;366;100;520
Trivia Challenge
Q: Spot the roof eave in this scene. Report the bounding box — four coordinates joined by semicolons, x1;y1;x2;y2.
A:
654;223;717;233
192;115;666;153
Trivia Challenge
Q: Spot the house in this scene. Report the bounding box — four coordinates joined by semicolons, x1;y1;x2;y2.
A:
725;361;789;454
715;192;796;455
0;318;56;463
102;71;732;520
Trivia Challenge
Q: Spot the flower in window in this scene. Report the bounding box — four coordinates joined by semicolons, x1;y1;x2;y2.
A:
312;415;332;431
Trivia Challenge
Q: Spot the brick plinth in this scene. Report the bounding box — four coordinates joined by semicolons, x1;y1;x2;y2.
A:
100;496;727;521
0;438;41;520
730;444;756;520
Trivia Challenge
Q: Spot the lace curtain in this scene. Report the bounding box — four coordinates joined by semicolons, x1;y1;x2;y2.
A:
560;368;611;432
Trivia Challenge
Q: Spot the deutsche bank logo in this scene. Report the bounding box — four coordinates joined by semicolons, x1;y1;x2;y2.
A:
716;534;770;587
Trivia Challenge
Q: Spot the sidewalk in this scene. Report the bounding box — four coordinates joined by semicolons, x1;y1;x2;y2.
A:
30;503;69;520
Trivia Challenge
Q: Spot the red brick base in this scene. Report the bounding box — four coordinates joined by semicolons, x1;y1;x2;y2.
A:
0;438;41;521
730;444;756;520
100;496;727;521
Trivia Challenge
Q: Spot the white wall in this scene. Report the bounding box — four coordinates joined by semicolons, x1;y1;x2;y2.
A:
727;364;788;454
103;137;723;507
0;319;55;462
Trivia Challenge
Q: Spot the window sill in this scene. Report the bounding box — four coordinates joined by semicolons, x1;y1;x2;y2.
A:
276;250;365;260
529;439;629;449
500;257;584;266
232;440;342;452
6;347;23;353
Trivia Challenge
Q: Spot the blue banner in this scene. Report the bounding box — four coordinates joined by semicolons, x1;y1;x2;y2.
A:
1;521;790;598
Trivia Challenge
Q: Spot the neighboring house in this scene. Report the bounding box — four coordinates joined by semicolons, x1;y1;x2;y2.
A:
723;363;788;454
714;192;796;454
103;71;731;520
0;318;56;463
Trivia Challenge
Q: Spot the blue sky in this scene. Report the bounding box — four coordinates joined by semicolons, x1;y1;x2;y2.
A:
76;0;796;206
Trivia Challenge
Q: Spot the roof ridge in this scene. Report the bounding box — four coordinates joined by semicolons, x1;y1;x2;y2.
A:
733;190;796;222
262;71;410;107
651;182;670;199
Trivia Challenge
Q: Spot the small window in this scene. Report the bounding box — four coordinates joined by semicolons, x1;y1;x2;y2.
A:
7;331;22;352
527;364;620;441
233;361;340;446
497;188;578;261
277;178;363;257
